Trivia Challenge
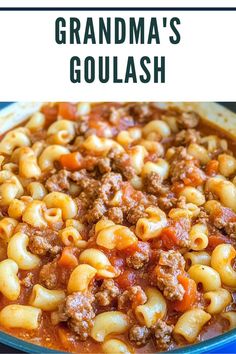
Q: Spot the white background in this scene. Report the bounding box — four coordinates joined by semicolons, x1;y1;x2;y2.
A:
0;2;236;101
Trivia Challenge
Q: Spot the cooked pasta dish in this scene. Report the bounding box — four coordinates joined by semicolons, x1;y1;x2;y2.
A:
0;102;235;353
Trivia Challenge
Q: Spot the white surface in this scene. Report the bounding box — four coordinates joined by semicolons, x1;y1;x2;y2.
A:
0;3;235;100
0;103;42;134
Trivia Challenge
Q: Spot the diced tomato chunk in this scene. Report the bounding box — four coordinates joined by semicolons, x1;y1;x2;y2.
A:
183;171;204;187
58;102;77;120
41;104;58;125
109;256;125;271
160;219;189;250
60;152;81;171
205;160;219;176
171;182;184;195
208;234;231;251
173;275;197;312
124;241;150;257
161;227;179;249
116;270;136;289
58;247;78;268
212;206;236;224
122;182;144;204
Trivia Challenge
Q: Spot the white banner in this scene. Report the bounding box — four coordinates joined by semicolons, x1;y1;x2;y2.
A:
0;8;235;100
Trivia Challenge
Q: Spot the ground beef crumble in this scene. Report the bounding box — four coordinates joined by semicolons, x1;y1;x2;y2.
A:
126;205;148;225
39;259;59;289
99;172;122;202
45;170;71;192
129;325;151;346
118;286;147;311
208;205;236;239
169;147;206;185
85;198;107;224
21;273;34;288
52;292;95;341
151;250;186;301
28;232;62;256
126;241;150;270
154;319;174;350
128;103;154;124
225;222;236;239
177;111;200;129
16;224;62;256
143;172;169;195
196;208;209;224
95;279;120;306
158;195;177;211
175;128;201;145
97;157;111;174
107;207;123;224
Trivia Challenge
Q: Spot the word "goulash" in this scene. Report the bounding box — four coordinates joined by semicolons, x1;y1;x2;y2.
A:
70;56;165;84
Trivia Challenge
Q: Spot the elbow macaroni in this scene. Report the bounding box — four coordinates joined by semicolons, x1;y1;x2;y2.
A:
221;312;236;330
0;305;41;330
0;130;30;155
204;288;231;314
211;244;236;287
79;248;118;278
142;159;170;180
38;145;70;171
91;311;129;342
135;206;167;241
7;232;41;270
102;339;132;354
26;112;45;131
135;287;167;328
180;187;206;206
44;208;63;226
96;224;137;250
187;143;210;164
117;127;142;146
0;259;20;300
27;182;47;200
59;226;86;248
29;284;65;311
188;264;221;292
218;154;236;177
206;178;236;212
184;251;211;269
129;145;148;175
173;309;211;343
189;223;209;251
8;198;29;220
47;119;76;144
43;192;77;220
83;135;124;155
0;171;24;206
67;264;97;293
0;217;18;243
